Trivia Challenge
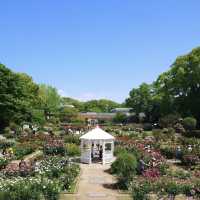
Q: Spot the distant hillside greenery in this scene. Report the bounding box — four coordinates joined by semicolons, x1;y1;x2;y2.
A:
62;97;121;113
126;47;200;124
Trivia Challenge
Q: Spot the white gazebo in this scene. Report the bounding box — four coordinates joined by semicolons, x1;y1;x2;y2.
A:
80;126;115;165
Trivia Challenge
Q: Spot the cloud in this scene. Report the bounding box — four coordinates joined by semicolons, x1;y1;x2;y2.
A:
58;89;68;97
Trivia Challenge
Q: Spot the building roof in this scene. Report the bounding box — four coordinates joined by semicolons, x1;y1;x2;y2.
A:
80;126;115;140
80;112;115;119
111;108;132;113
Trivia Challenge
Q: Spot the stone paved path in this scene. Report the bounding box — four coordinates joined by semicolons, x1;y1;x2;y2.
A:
60;164;131;200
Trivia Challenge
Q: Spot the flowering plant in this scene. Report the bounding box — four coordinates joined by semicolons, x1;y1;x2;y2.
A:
142;168;160;180
181;154;199;166
44;139;65;155
3;161;33;177
2;163;19;176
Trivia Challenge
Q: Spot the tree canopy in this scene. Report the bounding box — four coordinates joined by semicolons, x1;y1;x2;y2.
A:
62;98;121;113
0;64;41;128
38;84;61;119
126;47;200;123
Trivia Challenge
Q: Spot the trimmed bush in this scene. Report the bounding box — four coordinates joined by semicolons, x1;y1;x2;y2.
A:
183;117;197;131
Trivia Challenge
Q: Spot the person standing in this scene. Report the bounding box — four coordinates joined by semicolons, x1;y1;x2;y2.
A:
175;146;182;160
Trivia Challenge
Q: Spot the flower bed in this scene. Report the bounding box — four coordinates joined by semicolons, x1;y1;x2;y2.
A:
44;139;65;156
114;131;200;199
0;156;80;200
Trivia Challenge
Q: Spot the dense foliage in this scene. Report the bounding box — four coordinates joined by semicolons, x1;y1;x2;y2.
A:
62;97;121;113
111;152;138;188
126;47;200;125
0;156;80;200
0;64;41;129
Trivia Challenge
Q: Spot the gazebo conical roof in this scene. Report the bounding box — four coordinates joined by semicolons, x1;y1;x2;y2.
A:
80;126;114;140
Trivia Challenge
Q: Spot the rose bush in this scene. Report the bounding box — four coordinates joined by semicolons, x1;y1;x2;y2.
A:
43;139;65;156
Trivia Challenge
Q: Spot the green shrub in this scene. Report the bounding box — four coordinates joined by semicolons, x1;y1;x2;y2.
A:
65;143;80;157
143;123;152;131
3;127;15;139
159;163;169;175
0;157;8;170
43;140;65;156
183;117;197;131
0;178;41;200
14;143;36;159
128;147;141;159
0;139;15;149
111;152;138;188
159;114;180;128
160;146;174;159
152;129;167;141
64;135;80;145
42;179;60;200
165;182;180;196
114;146;127;156
180;184;193;196
174;123;186;134
113;113;127;124
132;181;151;200
171;169;191;180
3;127;11;135
61;164;80;191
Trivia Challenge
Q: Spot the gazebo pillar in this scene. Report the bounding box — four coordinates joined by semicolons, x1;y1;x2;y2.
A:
102;141;105;165
111;141;114;158
89;140;92;164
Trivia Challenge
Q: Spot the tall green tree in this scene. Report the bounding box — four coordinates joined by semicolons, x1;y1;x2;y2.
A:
38;84;61;119
126;83;156;121
0;64;40;129
126;47;200;123
156;47;200;121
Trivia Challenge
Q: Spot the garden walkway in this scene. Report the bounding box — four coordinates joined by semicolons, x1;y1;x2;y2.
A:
60;163;131;200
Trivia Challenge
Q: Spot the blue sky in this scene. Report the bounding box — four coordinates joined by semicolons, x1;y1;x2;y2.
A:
0;0;200;102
